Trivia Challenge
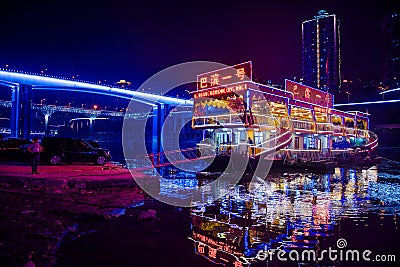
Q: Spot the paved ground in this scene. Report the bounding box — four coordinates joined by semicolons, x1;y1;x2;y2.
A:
0;161;149;267
0;162;134;189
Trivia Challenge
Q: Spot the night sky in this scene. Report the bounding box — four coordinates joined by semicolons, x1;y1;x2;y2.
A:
0;0;399;88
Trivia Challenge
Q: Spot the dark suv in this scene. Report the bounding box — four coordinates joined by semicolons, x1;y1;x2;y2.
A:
41;137;111;165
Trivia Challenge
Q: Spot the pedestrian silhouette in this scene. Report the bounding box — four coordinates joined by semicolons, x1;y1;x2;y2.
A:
27;137;43;174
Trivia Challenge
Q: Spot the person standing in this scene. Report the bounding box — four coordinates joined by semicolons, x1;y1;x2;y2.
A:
27;138;43;174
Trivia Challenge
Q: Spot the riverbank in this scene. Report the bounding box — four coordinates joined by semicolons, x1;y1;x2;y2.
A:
0;162;146;266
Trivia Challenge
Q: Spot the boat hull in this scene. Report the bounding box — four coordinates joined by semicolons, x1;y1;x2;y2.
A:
199;154;337;175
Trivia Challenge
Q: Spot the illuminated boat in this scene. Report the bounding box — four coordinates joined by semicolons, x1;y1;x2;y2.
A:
192;62;379;174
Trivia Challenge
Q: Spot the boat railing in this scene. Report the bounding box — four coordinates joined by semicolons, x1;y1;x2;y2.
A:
364;130;379;151
292;119;314;131
252;114;277;127
193;113;243;127
250;129;292;156
345;127;356;136
333;125;343;134
193;113;283;128
129;147;210;170
355;129;369;138
316;122;333;133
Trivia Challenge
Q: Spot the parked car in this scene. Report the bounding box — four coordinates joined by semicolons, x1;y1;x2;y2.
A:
41;137;111;165
0;137;32;160
86;140;101;148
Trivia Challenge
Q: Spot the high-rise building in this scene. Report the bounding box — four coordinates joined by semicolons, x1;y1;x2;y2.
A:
383;11;400;90
302;10;341;93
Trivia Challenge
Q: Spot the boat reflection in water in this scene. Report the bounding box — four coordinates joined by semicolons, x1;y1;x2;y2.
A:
187;165;399;266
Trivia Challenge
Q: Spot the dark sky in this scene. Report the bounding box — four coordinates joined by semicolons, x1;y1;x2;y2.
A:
0;0;399;88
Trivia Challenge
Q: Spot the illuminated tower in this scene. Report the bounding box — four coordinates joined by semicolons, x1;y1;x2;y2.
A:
302;10;341;93
383;11;400;89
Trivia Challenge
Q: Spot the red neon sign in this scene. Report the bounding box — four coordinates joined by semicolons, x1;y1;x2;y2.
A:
194;83;248;99
313;106;332;114
286;80;333;108
197;61;252;90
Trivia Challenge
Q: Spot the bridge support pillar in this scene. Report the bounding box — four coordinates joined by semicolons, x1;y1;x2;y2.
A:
44;113;50;133
89;116;97;138
151;103;169;166
11;84;32;139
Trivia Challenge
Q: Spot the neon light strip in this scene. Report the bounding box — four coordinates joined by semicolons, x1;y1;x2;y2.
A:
194;80;247;93
254;135;292;156
0;79;18;86
290;98;333;110
0;71;192;106
252;130;291;148
282;149;320;152
334;99;400;107
379;87;400;94
292;119;313;124
344;111;370;116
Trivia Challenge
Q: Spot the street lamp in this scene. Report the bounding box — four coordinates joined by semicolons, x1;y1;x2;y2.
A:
93;105;98;110
68;102;73;108
82;104;85;109
345;91;351;103
40;98;46;105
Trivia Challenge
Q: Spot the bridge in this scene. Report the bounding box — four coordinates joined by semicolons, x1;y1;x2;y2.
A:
0;69;192;144
0;99;150;135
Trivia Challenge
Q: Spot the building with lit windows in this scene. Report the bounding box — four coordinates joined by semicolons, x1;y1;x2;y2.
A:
302;10;341;93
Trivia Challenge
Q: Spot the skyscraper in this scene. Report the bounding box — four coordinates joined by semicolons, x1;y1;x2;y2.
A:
302;10;341;93
383;11;400;90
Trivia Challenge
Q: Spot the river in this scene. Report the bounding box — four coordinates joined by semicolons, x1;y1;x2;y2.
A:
58;158;400;267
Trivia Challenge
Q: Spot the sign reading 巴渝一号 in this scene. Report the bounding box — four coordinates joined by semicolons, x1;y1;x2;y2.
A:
197;61;252;90
285;80;333;108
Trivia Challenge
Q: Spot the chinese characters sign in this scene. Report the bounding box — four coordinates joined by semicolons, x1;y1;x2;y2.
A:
285;80;333;108
197;61;252;90
194;83;248;99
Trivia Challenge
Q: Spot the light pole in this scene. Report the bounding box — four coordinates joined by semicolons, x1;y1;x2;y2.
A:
345;91;351;103
93;105;98;110
68;102;73;108
40;98;46;105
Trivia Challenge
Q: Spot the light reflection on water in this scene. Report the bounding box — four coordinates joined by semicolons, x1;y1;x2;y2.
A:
157;160;400;266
